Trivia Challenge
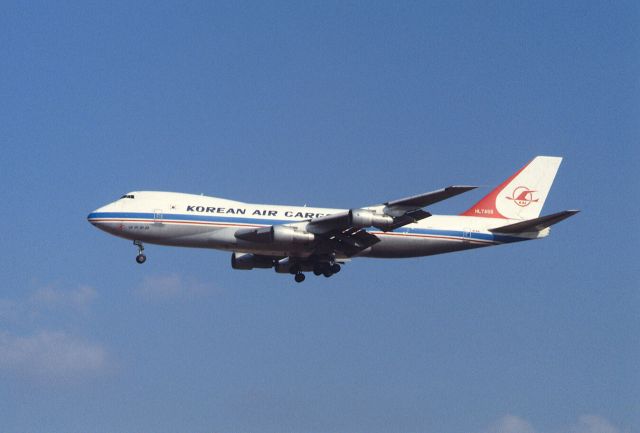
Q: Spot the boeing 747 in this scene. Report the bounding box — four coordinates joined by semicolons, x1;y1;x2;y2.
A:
88;156;578;282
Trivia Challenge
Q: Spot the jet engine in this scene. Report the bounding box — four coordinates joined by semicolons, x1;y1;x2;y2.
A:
274;257;315;274
272;226;315;243
231;252;275;270
349;209;394;229
235;225;315;244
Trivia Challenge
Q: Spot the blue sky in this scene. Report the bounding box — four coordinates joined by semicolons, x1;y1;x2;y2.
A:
1;1;638;432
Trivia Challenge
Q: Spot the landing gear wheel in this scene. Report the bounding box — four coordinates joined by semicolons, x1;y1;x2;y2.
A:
133;240;146;264
313;264;323;276
294;273;306;283
330;264;341;274
323;270;333;278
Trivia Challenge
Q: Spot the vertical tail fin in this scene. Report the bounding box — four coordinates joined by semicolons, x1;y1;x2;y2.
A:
461;156;563;220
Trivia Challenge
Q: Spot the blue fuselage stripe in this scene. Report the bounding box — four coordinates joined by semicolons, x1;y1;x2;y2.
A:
87;212;524;244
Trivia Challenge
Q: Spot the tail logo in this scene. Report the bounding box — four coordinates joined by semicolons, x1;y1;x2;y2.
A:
506;186;539;207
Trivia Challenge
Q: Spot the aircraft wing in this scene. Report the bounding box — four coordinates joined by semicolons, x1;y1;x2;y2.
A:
236;185;477;257
382;185;478;216
304;185;476;255
306;185;477;234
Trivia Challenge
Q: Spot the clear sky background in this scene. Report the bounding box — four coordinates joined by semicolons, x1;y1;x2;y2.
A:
1;1;638;433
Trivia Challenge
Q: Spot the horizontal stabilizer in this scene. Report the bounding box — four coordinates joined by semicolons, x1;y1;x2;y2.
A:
489;210;580;233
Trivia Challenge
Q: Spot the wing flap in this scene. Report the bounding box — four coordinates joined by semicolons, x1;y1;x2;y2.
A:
332;228;381;257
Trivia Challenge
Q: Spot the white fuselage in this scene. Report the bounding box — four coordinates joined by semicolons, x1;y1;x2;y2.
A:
88;191;545;259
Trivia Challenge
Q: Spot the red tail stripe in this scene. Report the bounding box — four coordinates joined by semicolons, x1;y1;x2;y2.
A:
460;158;532;219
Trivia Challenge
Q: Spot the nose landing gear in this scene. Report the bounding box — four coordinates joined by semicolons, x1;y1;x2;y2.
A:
134;240;146;264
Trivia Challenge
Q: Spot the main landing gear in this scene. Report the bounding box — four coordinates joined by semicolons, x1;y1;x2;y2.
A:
290;263;342;282
313;263;341;278
134;240;146;264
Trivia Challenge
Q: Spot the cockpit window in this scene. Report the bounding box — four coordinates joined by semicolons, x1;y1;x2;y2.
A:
120;194;135;199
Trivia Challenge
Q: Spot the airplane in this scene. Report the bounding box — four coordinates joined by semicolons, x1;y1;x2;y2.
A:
88;156;578;282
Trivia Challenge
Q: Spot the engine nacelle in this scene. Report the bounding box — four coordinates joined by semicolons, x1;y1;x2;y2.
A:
271;225;315;244
349;209;394;228
274;257;316;274
235;226;315;244
231;252;274;270
274;257;293;274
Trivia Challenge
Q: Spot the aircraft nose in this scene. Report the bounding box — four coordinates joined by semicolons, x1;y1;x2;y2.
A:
87;202;116;227
87;208;103;226
88;210;96;221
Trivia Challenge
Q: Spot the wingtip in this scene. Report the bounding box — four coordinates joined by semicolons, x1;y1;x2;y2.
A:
448;185;478;191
